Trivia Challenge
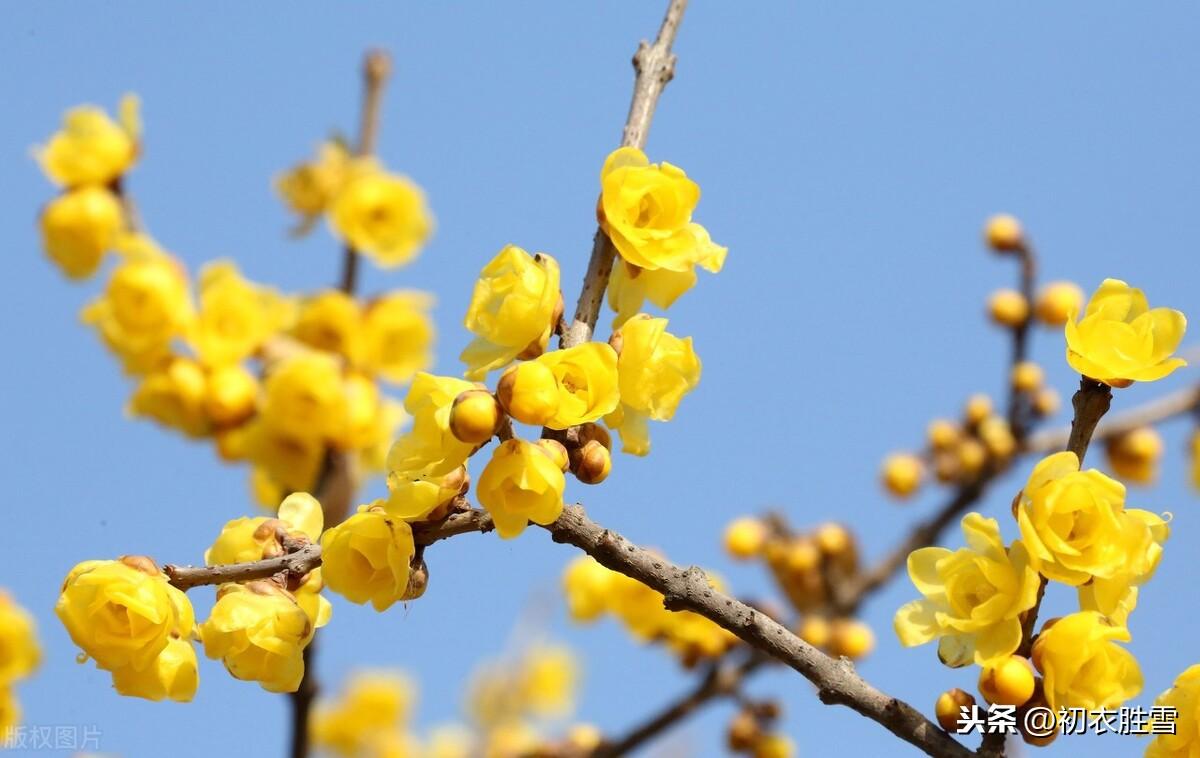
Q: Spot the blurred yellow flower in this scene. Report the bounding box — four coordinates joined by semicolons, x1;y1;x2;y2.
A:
293;289;363;362
276;141;353;232
362;291;436;384
189;261;291;366
200;581;311;693
40;186;123;279
243;421;326;494
330;167;433;269
461;246;561;380
562;555;614;623
0;593;40;686
260;351;348;442
311;670;414;757
1065;279;1186;385
1146;664;1200;758
36;95;140;187
519;645;578;718
536;343;620;430
1104;426;1164;485
320;505;415;611
598;146;725;273
477;439;565;539
1032;611;1141;712
893;513;1040;667
204;363;259;428
128;356;210;437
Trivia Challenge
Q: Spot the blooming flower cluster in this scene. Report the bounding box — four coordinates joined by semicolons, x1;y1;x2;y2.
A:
33;98;438;506
0;593;40;736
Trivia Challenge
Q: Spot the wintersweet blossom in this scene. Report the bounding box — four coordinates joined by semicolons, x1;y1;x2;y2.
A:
188;261;292;367
330;165;433;268
39;186;123;279
1032;611;1142;712
477;439;565;539
320;504;415;611
535;343;620;430
893;513;1040;667
200;581;312;693
361;291;436;384
109;637;198;702
37;95;140;187
1065;279;1186;385
1146;664;1200;758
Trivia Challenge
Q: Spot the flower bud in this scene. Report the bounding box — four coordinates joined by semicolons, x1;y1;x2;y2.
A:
984;214;1024;252
934;688;976;732
496;361;559;426
784;537;820;574
119;555;161;576
927;419;959;451
449;389;502;444
577;422;612;451
534;438;570;472
1011;361;1044;393
987;289;1029;328
608;328;624;356
828;619;874;660
1105;426;1163;485
964;393;993;426
979;416;1016;459
572;440;611;485
401;557;429;601
727;710;762;751
956;438;988;479
1032;388;1060;417
1034;281;1084;327
724;517;768;560
815;522;857;574
797;616;832;649
978;655;1035;706
751;733;795;758
881;453;923;498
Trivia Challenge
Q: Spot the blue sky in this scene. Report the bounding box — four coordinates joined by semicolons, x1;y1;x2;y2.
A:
3;2;1199;756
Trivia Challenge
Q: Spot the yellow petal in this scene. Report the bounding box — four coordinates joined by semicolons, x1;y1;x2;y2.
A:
278;492;324;540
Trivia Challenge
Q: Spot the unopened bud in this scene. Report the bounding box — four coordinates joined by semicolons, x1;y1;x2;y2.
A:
401;557;429;601
964;393;993;426
119;555;160;576
927;419;960;451
984;214;1024;252
724;517;768;560
797;615;832;649
1034;281;1083;327
979;655;1035;706
881;452;923;498
534;438;570;472
727;711;761;751
496;361;560;426
578;422;612;451
934;688;977;732
1011;361;1044;393
449;389;502;444
988;289;1030;328
828;619;874;660
572;440;611;485
1032;388;1061;417
608;328;624;356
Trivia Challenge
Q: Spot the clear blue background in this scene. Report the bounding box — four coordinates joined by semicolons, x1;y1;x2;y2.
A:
2;2;1198;756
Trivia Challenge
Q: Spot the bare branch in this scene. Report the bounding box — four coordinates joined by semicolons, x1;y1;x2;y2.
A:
561;0;690;349
1024;383;1199;454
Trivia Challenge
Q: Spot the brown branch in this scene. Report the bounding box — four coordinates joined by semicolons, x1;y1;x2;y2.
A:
1064;378;1113;463
560;0;689;349
540;505;974;758
1005;241;1036;437
592;654;765;758
338;49;391;296
1023;383;1199;454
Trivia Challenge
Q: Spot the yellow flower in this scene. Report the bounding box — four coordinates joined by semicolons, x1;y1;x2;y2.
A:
199;581;311;693
204;363;259;428
0;592;40;685
37;95;139;187
518;645;578;717
330;166;433;268
189;261;291;366
294;569;334;635
881;452;923;498
1032;611;1141;712
386;373;477;477
1065;279;1186;385
605;315;700;455
607;242;725;328
562;555;614;622
82;253;193;373
333;371;385;451
276;141;353;231
477;439;566;539
597;147;725;273
893;513;1040;667
205;493;323;566
320;505;415;611
128;356;210;437
535;343;620;430
460;246;561;380
1016;452;1168;601
110;637;198;702
40;186;124;279
1104;426;1164;485
56;557;194;672
243;421;326;494
293;289;364;362
260;352;348;442
311;670;414;756
385;465;468;521
1146;664;1200;758
362;291;436;384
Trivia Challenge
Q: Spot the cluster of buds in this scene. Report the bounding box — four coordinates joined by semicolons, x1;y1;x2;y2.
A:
726;700;795;757
724;517;875;660
934;652;1056;747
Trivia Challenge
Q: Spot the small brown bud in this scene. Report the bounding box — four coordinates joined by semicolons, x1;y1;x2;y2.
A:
534;438;570;471
577;422;612;451
119;555;160;576
608;328;624;356
726;710;761;751
572;440;611;485
934;688;977;732
401;557;429;601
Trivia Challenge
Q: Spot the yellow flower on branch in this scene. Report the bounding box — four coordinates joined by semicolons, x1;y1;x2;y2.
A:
56;557;194;674
385;465;468;521
293;289;364;362
109;637;198;703
605;314;700;455
1015;452;1168;610
40;186;123;279
386;373;477;477
893;513;1040;667
330;165;433;269
1065;278;1186;386
205;492;324;566
189;261;292;367
477;439;566;539
36;95;140;187
1146;664;1200;758
0;593;40;686
204;363;259;428
243;421;326;494
199;581;311;693
320;504;415;611
1032;611;1141;712
276;141;353;233
128;356;210;437
606;241;726;328
597;147;725;273
535;343;620;430
82;253;193;374
562;555;615;622
461;245;561;380
518;645;579;718
260;351;348;443
362;290;436;384
311;670;414;757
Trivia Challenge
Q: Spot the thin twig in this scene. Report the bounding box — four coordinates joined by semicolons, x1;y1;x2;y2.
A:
560;0;689;349
1024;383;1199;454
1005;241;1036;438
